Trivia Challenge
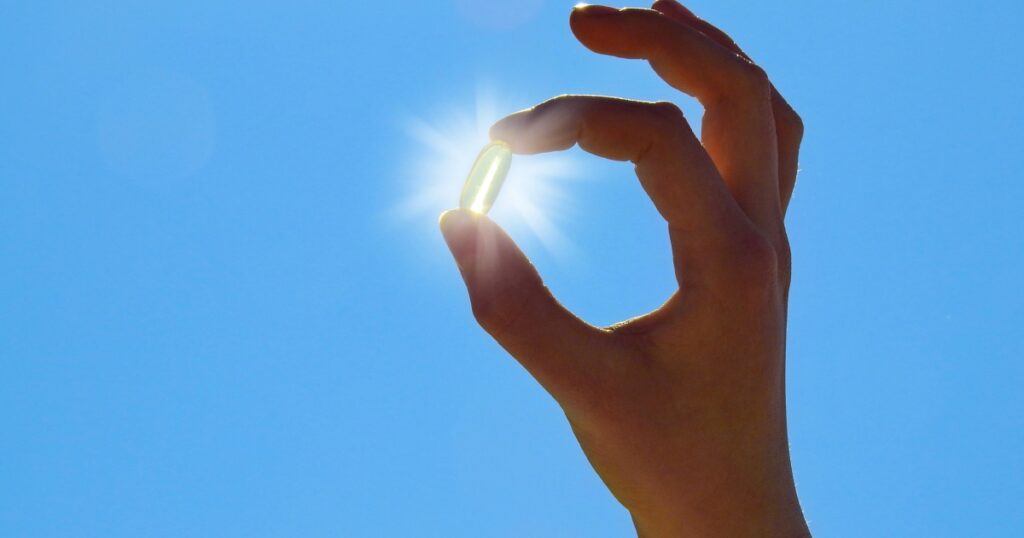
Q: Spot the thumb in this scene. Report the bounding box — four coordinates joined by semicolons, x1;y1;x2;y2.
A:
439;209;610;406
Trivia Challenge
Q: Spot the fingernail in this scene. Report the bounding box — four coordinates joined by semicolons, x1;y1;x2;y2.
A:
489;117;514;144
439;209;476;239
572;4;618;16
490;107;533;145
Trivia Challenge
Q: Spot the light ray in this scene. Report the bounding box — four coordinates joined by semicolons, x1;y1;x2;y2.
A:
395;87;584;258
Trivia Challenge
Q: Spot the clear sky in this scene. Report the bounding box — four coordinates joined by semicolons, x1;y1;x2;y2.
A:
2;1;1022;536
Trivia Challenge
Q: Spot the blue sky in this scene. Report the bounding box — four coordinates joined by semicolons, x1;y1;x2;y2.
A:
2;1;1022;536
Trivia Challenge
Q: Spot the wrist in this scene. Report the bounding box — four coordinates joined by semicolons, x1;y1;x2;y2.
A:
632;503;809;538
629;468;810;538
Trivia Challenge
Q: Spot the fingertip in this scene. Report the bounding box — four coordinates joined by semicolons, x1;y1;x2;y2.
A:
488;119;509;145
438;208;456;229
569;4;648;58
439;208;477;241
571;3;618;17
489;112;528;152
569;3;616;35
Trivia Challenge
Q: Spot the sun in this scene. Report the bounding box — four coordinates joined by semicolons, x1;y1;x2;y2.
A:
394;87;584;256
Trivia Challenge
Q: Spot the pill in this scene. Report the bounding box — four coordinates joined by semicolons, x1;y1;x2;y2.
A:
459;141;512;215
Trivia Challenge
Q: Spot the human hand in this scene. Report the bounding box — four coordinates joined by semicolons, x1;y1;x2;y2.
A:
440;2;807;536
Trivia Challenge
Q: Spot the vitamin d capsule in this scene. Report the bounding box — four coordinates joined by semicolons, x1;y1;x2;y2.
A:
460;141;512;214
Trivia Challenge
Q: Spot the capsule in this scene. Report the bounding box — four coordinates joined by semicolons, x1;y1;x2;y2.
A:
460;141;512;214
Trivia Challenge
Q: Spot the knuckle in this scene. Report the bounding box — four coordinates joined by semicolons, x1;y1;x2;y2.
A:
721;231;780;296
648;100;687;134
470;281;539;341
777;107;805;143
536;94;573;113
745;62;771;86
774;235;793;285
471;295;511;338
652;100;684;119
530;94;577;118
619;7;647;18
732;61;772;101
470;291;509;334
549;93;575;105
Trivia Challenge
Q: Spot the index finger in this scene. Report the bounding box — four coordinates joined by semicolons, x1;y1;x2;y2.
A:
490;95;751;283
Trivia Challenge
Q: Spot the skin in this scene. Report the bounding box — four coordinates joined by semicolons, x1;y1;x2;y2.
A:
439;2;809;536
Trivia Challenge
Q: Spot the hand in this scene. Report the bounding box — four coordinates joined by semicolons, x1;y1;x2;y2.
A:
440;2;808;536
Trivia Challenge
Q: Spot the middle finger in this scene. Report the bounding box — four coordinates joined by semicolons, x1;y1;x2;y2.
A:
570;5;783;239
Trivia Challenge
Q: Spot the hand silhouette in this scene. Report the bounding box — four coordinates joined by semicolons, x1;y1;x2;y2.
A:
441;2;808;536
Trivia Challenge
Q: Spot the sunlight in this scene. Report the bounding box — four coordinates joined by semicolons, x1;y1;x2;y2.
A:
396;87;584;256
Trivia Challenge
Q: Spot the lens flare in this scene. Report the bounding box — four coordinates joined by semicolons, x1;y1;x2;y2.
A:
396;88;583;255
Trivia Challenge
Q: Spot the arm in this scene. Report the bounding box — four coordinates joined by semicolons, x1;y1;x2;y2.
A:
440;2;808;536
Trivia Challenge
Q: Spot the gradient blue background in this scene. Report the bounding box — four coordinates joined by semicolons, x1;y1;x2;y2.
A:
3;1;1022;536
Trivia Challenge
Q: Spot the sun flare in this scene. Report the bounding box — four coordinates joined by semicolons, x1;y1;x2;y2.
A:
395;88;584;255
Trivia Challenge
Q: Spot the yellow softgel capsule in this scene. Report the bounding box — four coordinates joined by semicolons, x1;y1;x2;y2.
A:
460;141;512;214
